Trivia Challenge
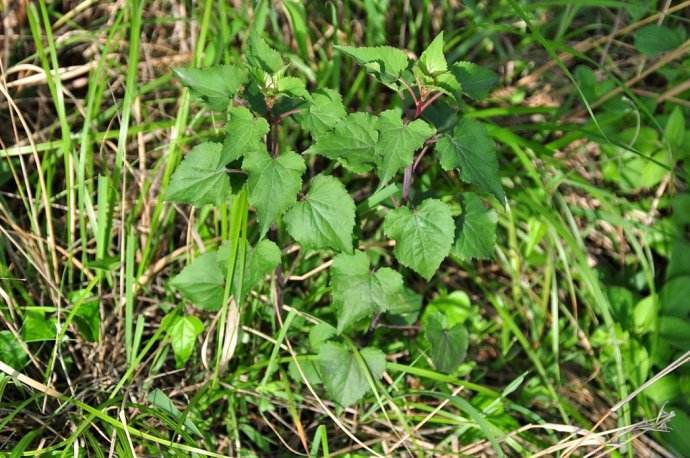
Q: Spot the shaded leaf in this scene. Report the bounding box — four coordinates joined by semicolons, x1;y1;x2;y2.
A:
452;193;497;261
317;342;385;406
424;311;468;373
240;239;282;298
170;251;224;311
148;389;202;437
74;297;100;342
634;25;683;56
0;331;27;370
451;62;499;100
331;251;403;332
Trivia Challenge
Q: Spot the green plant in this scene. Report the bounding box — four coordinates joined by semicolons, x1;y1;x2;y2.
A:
165;29;502;406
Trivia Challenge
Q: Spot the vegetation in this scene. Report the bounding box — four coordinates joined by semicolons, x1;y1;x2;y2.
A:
1;1;689;456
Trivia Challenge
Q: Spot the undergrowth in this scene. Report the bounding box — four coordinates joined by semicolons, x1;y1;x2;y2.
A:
1;1;689;457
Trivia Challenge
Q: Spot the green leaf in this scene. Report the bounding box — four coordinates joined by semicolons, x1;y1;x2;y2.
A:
665;106;685;150
317;342;385;407
74;297;100;342
165;142;231;207
417;32;447;77
436;119;505;203
170;251;224;311
276;76;309;98
285;175;356;253
667;410;690;455
385;287;422;326
334;45;409;86
309;322;337;351
241;239;282;297
452;193;497;261
0;331;27;370
173;65;248;111
450;62;499;100
383;199;454;280
661;276;690;317
167;315;204;367
424;311;469;373
331;251;403;332
633;295;658;335
634;25;683;56
243;149;306;236
222;106;269;163
298;89;347;136
21;311;56;343
148;389;202;437
375;109;435;186
307;113;379;173
172;238;280;312
247;35;284;74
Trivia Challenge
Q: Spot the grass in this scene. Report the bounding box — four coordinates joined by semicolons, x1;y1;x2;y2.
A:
1;1;690;456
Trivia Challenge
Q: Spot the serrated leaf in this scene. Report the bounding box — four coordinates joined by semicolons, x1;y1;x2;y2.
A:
298;89;347;136
309;322;337;351
166;142;231;207
417;32;447;77
375;109;435;186
0;331;27;370
451;62;499;100
331;251;403;332
168;315;204;367
276;76;309;98
307;113;379;173
243;149;306;236
247;34;284;74
436;119;505;203
285;175;355;253
317;342;385;407
433;71;462;98
383;199;454;280
222;107;269;163
425;311;468;373
634;25;684;56
174;65;248;111
169;251;224;311
452;193;497;261
335;45;409;86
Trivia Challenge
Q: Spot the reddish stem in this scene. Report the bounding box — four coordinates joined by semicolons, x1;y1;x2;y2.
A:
417;91;443;115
